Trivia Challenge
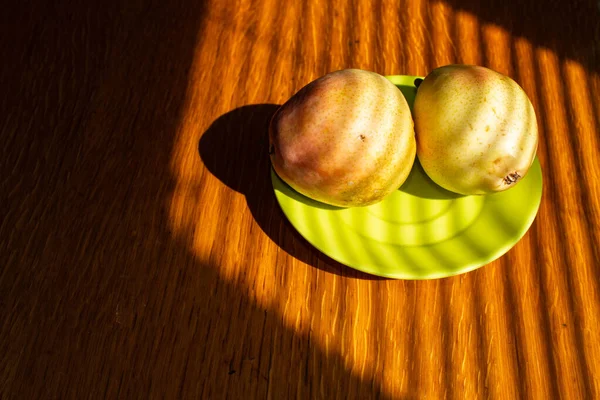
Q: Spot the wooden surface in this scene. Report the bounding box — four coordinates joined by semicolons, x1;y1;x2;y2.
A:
1;0;600;398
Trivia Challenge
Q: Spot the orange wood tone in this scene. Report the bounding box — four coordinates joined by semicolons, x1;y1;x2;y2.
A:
1;0;599;398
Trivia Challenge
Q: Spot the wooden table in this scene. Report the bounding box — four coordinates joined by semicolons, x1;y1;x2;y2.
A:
2;0;599;398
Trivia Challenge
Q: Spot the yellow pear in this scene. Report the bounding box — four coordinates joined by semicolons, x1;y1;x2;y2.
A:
269;69;416;207
413;65;538;195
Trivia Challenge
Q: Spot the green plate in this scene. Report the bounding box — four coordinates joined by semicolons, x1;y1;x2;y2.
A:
271;75;543;279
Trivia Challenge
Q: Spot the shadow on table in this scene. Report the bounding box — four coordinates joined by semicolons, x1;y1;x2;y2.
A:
438;0;599;73
0;1;399;399
198;104;388;280
432;0;600;150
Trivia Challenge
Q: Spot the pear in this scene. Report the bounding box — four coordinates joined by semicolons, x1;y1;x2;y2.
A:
413;64;538;195
269;69;416;207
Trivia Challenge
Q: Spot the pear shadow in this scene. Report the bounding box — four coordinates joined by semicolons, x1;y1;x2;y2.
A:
397;82;419;110
198;104;387;280
399;158;466;200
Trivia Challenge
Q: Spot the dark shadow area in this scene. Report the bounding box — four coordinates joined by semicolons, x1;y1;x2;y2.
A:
440;0;600;73
198;104;388;280
399;158;465;200
0;1;395;399
398;82;419;109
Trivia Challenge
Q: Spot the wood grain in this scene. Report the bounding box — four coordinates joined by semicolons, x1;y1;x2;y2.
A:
1;0;599;398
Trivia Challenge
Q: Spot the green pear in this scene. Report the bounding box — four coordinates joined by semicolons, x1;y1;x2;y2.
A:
269;69;416;207
413;65;538;195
